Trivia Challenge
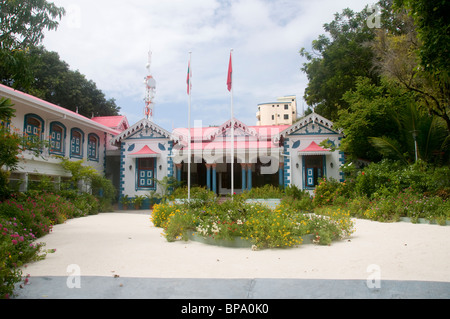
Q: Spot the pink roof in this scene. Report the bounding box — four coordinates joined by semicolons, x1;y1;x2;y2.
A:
298;141;329;154
91;116;128;131
179;140;278;151
0;84;120;135
129;145;159;157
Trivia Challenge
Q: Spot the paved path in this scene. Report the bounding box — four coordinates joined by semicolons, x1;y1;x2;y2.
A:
13;211;450;299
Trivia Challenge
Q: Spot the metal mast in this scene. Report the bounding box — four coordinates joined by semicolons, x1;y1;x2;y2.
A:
144;51;156;120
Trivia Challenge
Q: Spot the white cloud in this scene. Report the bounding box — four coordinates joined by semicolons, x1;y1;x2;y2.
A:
42;0;370;129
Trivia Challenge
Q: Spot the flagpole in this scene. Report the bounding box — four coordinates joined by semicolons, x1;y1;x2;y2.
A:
230;49;234;199
188;51;192;203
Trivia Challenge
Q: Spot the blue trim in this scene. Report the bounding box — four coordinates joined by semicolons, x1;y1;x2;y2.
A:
23;114;45;147
289;123;339;136
247;165;252;190
87;133;100;162
119;143;126;200
49;121;66;156
206;165;211;190
167;141;174;178
103;133;107;175
242;165;246;191
135;157;157;191
283;138;290;187
70;128;84;159
212;165;217;193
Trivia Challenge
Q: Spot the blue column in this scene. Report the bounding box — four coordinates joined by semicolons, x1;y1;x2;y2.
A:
247;164;252;190
241;164;247;191
176;164;182;182
279;162;284;187
212;164;217;194
206;164;211;190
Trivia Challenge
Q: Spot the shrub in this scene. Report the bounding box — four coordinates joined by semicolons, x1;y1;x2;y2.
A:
163;208;196;242
172;186;217;207
241;184;284;199
151;203;175;227
313;178;341;206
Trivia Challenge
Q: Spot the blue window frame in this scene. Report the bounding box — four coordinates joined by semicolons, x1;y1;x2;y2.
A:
49;122;66;155
23;114;44;151
137;158;156;189
70;128;84;158
303;155;325;189
87;133;100;161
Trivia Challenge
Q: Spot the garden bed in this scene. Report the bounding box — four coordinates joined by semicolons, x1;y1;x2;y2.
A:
245;199;281;209
186;231;317;249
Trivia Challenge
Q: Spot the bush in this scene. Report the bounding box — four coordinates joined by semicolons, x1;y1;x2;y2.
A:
151;203;175;228
172;186;217;207
313;178;341;206
0;192;84;298
152;198;355;249
241;184;284;199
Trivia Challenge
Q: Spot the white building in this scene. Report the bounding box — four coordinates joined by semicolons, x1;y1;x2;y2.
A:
1;85;345;208
0;84;123;191
256;95;298;126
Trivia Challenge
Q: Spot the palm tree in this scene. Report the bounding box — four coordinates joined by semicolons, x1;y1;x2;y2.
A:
369;101;449;164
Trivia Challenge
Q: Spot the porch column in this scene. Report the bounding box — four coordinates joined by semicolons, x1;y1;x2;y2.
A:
206;164;211;191
279;162;284;187
247;163;252;190
176;163;182;182
241;163;247;191
212;164;217;194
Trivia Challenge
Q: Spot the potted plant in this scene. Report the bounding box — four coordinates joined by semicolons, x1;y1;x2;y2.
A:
119;195;130;210
146;191;161;209
133;195;145;210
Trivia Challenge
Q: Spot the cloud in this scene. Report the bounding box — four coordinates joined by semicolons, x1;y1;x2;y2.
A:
42;0;370;129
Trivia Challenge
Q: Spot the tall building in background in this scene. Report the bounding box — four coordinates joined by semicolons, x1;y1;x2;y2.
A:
256;95;297;126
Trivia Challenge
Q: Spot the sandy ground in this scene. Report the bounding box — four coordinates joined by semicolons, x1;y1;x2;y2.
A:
21;211;450;283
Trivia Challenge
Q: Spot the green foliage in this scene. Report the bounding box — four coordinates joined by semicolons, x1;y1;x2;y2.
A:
0;191;86;298
299;5;382;121
59;158;115;212
152;198;355;249
172;186;217;207
24;46;121;117
241;184;284;199
0;0;65;90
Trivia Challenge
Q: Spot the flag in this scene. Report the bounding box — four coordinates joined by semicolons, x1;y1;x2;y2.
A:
227;51;232;92
187;59;192;95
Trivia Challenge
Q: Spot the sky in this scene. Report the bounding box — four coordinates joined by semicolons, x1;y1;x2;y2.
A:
42;0;371;131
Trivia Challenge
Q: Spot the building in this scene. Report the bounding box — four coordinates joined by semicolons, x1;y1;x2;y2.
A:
1;85;344;207
112;112;344;206
256;95;297;126
0;84;124;192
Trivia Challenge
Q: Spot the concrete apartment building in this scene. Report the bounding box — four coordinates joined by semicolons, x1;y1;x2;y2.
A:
256;95;298;126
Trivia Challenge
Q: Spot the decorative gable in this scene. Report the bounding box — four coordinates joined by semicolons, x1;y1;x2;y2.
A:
205;118;260;141
111;118;171;147
276;112;340;141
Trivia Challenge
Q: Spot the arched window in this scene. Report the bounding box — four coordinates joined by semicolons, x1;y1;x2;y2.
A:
87;133;99;161
24;114;44;138
23;114;44;150
49;122;66;155
70;128;84;158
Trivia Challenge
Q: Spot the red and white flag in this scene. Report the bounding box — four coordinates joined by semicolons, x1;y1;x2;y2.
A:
187;58;192;95
227;51;232;92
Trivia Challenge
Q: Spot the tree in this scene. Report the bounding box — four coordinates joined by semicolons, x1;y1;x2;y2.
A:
299;6;380;121
0;0;65;89
394;0;450;77
371;11;450;133
25;46;120;117
335;77;405;162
